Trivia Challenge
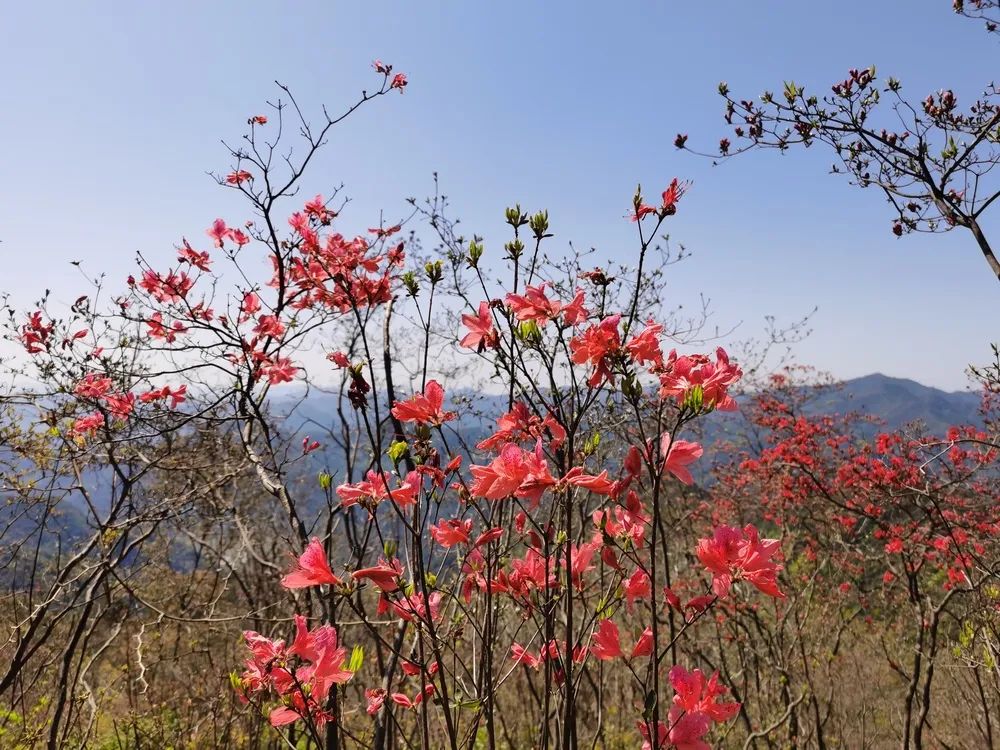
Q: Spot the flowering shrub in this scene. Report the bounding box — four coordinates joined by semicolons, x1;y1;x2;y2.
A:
0;59;997;750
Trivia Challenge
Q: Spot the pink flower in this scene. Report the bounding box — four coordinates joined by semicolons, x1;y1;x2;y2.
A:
262;356;297;385
177;240;211;271
19;311;53;354
696;524;784;599
473;527;504;548
561;467;615;495
590;619;623;661
281;538;341;589
253;314;286;339
146;312;187;342
207;218;234;248
660;435;704;485
506;284;562;324
469;442;556;505
74;373;114;400
390;73;407;91
659;347;742;411
460;301;498;351
670;666;740;732
631;627;653;658
510;643;541;669
561;288;589;326
226;170;253;185
139;384;187;408
623;568;652;610
104;392;135;419
352;558;404;593
477;402;565;451
327;351;351;368
366;688;387;715
337;470;419;509
430;518;473;548
626;320;664;368
391;591;442;623
239;292;261;322
569;315;621;387
390;380;456;426
71;412;105;435
660;178;689;212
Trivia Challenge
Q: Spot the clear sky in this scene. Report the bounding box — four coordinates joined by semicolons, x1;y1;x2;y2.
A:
1;1;996;390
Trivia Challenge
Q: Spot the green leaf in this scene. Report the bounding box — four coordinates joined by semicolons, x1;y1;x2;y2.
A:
348;645;365;673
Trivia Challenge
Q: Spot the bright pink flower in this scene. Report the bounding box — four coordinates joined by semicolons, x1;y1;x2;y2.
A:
570;540;600;589
337;470;419;509
460;301;499;351
390;73;407;91
469;442;556;506
569;315;621;387
591;619;623;661
669;665;741;725
631;203;658;222
477;401;565;451
352;558;404;593
281;538;341;589
71;412;105;435
623;568;652;610
561;288;589;326
506;283;562;324
20;311;54;354
177;240;212;271
366;688;387;715
626;320;664;368
391;591;442;623
207;218;234;248
430;518;473;548
327;351;351;368
146;312;187;342
660;178;688;211
74;373;114;400
253;314;286;339
391;380;456;426
262;356;297;385
139;269;193;304
659;347;742;411
656;433;703;485
239;292;261;322
696;524;784;599
631;627;653;658
226;170;253;185
473;527;504;548
561;467;615;495
104;392;135;419
510;643;541;669
139;384;187;408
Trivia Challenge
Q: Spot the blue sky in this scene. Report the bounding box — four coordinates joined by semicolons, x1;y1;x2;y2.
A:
1;1;996;390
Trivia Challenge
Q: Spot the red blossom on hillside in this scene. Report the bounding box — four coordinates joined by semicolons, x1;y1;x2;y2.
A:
281;538;341;589
390;380;456;426
696;524;784;599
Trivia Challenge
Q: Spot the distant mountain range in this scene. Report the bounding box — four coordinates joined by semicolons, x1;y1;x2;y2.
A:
2;374;983;568
798;373;982;435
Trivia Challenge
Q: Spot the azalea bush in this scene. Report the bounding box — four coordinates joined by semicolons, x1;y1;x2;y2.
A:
1;61;997;750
